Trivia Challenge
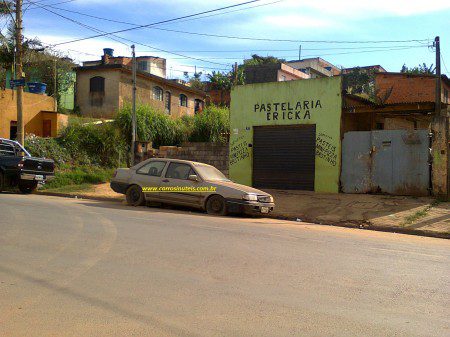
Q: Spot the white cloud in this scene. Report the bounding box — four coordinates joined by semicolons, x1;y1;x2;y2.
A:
262;14;336;29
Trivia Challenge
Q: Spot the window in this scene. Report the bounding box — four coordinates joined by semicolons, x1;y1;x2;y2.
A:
179;94;188;107
137;161;167;177
0;143;15;156
165;91;171;114
165;162;194;180
90;76;105;93
194;99;203;114
153;86;163;101
89;76;105;107
138;60;148;72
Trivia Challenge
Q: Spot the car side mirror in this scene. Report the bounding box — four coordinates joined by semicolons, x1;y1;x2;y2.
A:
188;174;199;182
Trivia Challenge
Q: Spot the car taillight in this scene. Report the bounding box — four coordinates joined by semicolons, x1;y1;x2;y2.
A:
17;160;24;168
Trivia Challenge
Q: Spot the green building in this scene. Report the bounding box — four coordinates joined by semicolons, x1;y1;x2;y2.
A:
229;77;342;193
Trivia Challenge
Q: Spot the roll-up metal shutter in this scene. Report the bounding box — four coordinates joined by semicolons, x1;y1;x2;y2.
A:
253;125;316;190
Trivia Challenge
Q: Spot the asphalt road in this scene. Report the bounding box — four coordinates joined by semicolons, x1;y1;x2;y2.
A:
0;194;449;337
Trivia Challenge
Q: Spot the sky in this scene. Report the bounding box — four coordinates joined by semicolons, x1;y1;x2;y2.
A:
7;0;450;78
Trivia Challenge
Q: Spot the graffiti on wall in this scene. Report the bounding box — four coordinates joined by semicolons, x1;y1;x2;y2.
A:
230;134;250;166
316;133;337;166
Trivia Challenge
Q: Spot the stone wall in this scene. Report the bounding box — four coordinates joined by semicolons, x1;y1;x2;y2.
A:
137;142;229;176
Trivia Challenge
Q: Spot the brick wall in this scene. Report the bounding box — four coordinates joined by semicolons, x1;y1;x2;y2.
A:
138;142;230;176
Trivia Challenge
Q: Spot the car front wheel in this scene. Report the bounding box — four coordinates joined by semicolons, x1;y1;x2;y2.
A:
206;195;227;216
126;185;145;206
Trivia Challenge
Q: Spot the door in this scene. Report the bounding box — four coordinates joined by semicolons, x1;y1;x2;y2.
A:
132;160;167;200
43;120;52;138
341;130;430;196
253;125;316;190
158;162;204;207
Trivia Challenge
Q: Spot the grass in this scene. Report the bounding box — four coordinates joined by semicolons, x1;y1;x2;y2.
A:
402;200;441;226
42;183;94;194
40;165;115;190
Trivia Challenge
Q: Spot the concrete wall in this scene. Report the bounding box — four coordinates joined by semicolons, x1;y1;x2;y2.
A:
137;142;229;176
76;68;121;118
431;112;449;199
230;77;343;193
0;89;65;139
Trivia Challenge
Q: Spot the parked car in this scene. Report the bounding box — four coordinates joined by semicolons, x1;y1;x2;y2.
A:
110;158;275;216
0;138;55;194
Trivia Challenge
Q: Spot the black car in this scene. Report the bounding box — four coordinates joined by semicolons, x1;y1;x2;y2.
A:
0;138;55;194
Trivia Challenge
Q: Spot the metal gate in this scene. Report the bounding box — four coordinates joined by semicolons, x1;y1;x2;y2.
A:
341;130;430;196
253;125;316;190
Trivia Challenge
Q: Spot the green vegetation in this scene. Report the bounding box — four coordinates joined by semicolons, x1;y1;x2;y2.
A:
116;103;229;147
401;63;435;75
40;165;115;190
42;183;94;194
401;200;440;226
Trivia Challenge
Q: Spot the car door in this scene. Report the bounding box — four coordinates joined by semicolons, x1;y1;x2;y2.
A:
131;160;167;201
158;161;203;207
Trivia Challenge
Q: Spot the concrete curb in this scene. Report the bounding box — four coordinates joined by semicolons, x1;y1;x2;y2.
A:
36;191;449;240
36;191;123;203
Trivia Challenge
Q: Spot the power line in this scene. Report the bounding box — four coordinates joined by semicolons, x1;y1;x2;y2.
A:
42;0;283;27
159;45;429;60
27;0;231;66
137;44;428;54
441;52;449;75
50;0;269;46
139;26;430;44
25;0;77;10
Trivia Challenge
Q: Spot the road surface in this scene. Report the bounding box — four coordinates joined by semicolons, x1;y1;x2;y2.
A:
0;194;449;336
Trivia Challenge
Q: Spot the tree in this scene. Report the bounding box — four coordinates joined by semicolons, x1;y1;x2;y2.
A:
342;67;376;99
184;71;205;91
401;63;435;74
242;54;285;67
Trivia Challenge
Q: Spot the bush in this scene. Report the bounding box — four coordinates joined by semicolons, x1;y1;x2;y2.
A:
58;119;127;167
41;165;115;190
116;104;188;148
116;103;230;146
189;105;229;143
25;135;71;165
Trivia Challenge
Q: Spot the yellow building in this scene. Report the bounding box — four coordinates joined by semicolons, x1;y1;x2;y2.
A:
0;89;68;139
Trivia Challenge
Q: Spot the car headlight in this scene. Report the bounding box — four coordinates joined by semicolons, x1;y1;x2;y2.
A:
242;193;258;201
268;196;274;203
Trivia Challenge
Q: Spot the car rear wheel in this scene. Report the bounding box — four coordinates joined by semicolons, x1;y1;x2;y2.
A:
18;181;38;194
126;185;145;206
206;195;227;216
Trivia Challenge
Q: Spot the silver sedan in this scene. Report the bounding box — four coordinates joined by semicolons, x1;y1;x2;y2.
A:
110;158;275;216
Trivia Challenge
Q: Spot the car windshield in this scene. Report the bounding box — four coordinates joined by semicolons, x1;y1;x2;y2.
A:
195;165;230;181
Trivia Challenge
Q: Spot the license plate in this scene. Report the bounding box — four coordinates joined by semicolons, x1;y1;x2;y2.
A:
35;175;44;181
260;206;269;214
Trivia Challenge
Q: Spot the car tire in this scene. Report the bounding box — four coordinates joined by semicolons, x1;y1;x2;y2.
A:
0;171;4;192
18;181;38;194
206;195;227;216
126;185;145;206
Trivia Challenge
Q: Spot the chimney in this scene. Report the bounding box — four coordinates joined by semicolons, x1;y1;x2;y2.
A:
101;48;114;65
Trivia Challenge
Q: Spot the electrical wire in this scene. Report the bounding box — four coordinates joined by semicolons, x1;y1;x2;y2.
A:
27;0;233;66
49;0;269;46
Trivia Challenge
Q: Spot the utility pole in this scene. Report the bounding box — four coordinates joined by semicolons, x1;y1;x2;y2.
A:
131;44;137;166
435;36;441;116
15;0;24;144
298;45;302;61
53;58;57;111
234;62;238;86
